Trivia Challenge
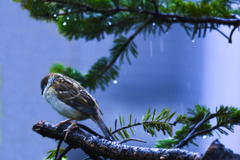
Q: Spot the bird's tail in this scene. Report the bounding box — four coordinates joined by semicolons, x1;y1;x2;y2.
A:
92;115;114;140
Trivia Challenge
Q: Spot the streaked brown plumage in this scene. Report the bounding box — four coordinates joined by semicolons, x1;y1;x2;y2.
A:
40;73;113;140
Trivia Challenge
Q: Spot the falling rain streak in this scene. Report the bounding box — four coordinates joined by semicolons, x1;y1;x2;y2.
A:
150;40;153;57
160;38;163;52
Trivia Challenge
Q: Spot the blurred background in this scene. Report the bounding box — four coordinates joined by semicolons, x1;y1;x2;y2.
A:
1;0;240;160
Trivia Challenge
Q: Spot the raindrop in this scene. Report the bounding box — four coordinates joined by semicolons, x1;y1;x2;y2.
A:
139;6;141;10
74;18;77;21
152;22;155;26
113;80;117;84
108;16;112;25
63;22;67;26
166;32;168;34
66;17;70;20
203;135;207;139
173;17;176;20
56;18;58;20
53;14;57;17
228;42;232;46
192;39;195;42
68;9;71;13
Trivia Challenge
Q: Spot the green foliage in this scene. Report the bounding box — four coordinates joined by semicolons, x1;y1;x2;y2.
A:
14;0;240;92
45;148;67;160
50;58;119;92
112;107;187;140
14;0;239;41
155;105;240;148
155;138;178;149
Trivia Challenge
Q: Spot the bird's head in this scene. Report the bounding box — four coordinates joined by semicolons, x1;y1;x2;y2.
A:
40;73;62;95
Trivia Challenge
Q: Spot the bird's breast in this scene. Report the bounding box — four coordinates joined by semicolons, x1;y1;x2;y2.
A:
43;87;89;120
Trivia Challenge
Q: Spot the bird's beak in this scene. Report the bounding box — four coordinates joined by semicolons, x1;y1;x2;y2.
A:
41;89;44;95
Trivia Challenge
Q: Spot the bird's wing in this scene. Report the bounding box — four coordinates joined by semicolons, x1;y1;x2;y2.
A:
52;77;99;115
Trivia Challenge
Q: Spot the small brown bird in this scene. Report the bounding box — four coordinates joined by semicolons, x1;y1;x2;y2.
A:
40;73;113;140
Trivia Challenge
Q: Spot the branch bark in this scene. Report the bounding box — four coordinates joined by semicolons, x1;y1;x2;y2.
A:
33;120;201;160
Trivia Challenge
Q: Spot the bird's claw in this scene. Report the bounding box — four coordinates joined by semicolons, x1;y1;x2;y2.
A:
56;119;73;127
63;121;78;141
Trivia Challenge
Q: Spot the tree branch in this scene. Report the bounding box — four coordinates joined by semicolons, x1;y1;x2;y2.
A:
37;0;240;26
57;145;72;160
33;120;201;160
55;140;63;160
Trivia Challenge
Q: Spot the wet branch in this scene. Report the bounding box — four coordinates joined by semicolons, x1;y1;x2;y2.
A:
33;120;201;160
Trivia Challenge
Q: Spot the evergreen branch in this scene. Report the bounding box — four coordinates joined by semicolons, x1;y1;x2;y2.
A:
111;119;173;135
94;18;153;82
23;0;240;25
155;105;240;149
57;146;72;160
174;112;234;148
112;108;186;140
184;114;216;141
176;119;233;149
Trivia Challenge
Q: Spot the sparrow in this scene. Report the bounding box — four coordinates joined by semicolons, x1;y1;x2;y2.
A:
40;73;113;141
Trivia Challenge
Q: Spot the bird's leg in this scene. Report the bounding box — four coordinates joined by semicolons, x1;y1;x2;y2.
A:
63;120;78;141
56;119;73;127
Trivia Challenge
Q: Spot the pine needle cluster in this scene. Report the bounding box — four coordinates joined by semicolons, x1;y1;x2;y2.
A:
14;0;240;92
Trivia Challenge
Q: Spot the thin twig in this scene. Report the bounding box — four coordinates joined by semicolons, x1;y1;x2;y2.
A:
214;27;229;40
174;113;233;148
184;114;215;141
111;120;169;135
55;140;63;160
152;0;159;15
180;120;233;147
57;145;73;160
119;138;147;144
115;0;119;10
229;25;239;43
